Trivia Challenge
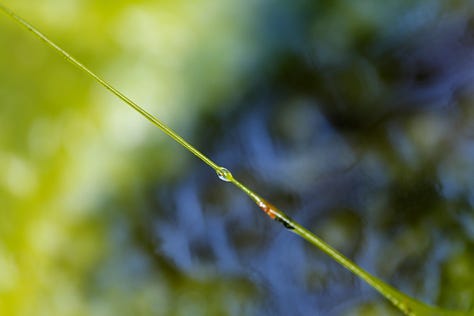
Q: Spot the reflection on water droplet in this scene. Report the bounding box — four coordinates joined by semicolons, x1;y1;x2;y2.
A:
216;167;233;182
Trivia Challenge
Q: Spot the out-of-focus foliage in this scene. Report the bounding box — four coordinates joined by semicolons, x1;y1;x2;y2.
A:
0;0;473;315
0;0;259;315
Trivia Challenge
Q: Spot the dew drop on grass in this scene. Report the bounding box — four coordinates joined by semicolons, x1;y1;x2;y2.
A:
216;167;233;182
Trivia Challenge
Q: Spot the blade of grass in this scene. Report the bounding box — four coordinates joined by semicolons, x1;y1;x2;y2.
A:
0;3;467;315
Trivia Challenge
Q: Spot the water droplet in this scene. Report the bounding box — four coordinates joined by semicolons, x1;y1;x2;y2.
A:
216;167;233;182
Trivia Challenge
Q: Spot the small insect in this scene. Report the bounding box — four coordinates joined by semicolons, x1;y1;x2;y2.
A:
256;199;295;229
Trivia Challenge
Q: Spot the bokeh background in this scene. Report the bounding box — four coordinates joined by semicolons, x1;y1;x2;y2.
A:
1;0;474;315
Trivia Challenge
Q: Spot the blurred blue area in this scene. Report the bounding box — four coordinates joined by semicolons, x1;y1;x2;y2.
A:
136;1;474;315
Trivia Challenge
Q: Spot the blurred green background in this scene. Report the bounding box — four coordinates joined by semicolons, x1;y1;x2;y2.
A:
1;1;474;315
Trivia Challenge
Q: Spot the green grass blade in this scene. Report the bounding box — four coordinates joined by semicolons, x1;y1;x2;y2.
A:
0;3;469;315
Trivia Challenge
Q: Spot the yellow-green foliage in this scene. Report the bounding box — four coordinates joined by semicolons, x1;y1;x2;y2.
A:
0;1;257;315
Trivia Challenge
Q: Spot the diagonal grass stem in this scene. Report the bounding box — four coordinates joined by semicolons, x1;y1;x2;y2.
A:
0;3;468;315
